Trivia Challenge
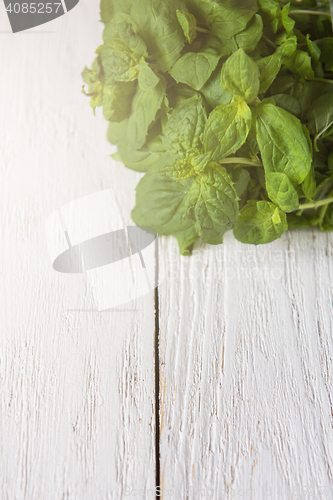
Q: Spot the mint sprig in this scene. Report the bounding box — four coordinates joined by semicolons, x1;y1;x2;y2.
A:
83;0;333;254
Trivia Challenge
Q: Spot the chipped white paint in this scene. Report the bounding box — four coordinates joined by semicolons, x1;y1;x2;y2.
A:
0;2;156;498
159;231;333;499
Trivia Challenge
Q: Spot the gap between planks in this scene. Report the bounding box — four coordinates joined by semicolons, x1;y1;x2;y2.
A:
155;238;161;496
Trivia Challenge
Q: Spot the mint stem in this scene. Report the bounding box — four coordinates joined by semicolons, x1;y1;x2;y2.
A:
305;77;333;84
196;27;210;34
289;9;331;17
219;157;262;167
298;196;333;210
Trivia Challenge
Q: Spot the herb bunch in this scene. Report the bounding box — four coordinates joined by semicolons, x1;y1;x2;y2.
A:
83;0;333;254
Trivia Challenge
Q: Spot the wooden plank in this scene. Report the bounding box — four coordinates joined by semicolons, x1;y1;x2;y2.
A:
0;3;156;498
159;229;333;499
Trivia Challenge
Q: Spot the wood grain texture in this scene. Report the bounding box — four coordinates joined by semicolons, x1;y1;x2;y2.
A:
0;2;156;498
159;230;333;500
3;1;333;498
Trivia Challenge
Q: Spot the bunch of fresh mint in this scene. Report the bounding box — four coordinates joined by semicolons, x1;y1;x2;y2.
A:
83;0;333;254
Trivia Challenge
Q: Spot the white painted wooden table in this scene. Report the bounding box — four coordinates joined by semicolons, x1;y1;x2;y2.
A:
1;2;333;499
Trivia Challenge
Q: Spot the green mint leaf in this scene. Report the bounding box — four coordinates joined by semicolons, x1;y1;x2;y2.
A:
115;123;174;171
82;58;106;113
98;39;141;84
200;63;232;108
227;168;251;198
176;232;199;256
124;76;166;150
169;35;222;91
145;131;168;152
272;94;301;117
218;36;239;57
190;152;212;171
184;165;239;244
185;0;257;40
235;14;263;53
116;150;173;173
82;62;104;113
321;204;333;231
160;151;212;180
106;0;132;15
82;82;103;113
257;52;282;93
115;140;174;172
276;34;297;56
131;166;198;253
317;38;333;71
102;23;119;44
255;102;312;185
86;0;333;252
302;123;313;158
270;75;306;100
247;176;265;201
306;34;321;63
283;50;315;81
107;120;126;145
112;12;148;56
160;157;197;180
166;83;200;109
130;0;186;72
265;172;299;212
306;91;333;140
233;200;288;244
203;97;252;160
176;9;197;43
100;0;113;23
82;57;101;86
162;95;207;159
301;164;316;199
281;3;295;34
287;212;319;229
258;0;282;33
102;81;136;122
221;49;260;103
137;59;160;90
259;0;280;19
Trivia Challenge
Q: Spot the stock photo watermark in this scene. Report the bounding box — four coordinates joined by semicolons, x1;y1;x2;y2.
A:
166;245;296;284
3;0;80;33
45;189;297;311
45;189;165;311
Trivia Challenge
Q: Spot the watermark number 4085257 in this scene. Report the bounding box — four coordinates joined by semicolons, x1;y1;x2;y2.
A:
3;0;80;33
